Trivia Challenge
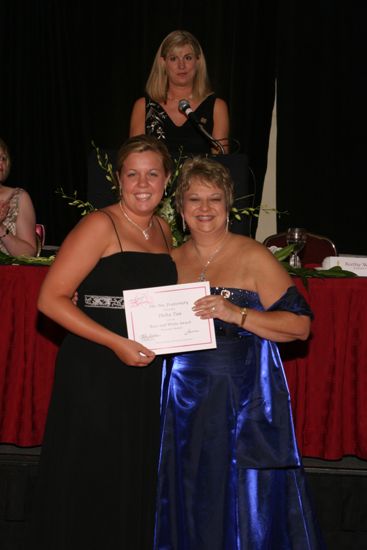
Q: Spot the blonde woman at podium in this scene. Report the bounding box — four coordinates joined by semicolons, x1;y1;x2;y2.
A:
129;30;230;158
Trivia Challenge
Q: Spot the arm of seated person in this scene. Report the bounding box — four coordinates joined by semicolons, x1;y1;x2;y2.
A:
129;97;146;137
0;190;37;256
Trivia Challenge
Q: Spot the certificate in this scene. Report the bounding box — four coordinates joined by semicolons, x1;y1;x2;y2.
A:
123;281;217;355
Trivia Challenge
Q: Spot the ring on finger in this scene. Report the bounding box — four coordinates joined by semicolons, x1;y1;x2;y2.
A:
211;306;216;312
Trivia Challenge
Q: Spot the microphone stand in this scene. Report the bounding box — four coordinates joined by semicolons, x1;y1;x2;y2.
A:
178;99;225;155
197;124;225;155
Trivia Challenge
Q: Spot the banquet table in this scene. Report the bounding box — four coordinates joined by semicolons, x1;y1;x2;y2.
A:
0;264;64;447
1;264;367;459
282;276;367;460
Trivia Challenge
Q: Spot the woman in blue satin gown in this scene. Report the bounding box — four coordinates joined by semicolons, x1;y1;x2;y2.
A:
154;156;326;549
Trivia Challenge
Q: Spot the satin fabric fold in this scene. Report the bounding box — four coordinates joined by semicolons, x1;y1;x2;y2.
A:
155;286;325;549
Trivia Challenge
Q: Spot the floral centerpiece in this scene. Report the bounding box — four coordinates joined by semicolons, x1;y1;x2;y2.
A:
1;143;355;279
52;144;357;281
57;143;273;248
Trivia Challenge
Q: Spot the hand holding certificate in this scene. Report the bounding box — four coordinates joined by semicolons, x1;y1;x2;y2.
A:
123;281;217;355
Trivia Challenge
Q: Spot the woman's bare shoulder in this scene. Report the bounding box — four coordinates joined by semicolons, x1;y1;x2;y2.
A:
214;96;228;108
73;209;115;233
130;97;146;116
231;233;277;264
230;233;260;250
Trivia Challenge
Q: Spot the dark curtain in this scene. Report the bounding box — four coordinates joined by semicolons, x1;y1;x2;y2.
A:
276;2;367;254
1;1;365;253
0;0;274;245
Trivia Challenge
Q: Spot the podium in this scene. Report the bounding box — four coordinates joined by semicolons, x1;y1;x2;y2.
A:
87;150;254;236
210;154;253;236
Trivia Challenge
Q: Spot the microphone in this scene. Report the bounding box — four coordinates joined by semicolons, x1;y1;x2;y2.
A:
178;99;225;155
178;99;201;125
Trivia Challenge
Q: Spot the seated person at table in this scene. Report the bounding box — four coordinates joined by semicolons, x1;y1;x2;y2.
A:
0;138;37;256
154;156;325;549
129;30;230;158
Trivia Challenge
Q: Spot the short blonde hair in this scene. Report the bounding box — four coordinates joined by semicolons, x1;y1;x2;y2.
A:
146;30;212;103
175;156;234;214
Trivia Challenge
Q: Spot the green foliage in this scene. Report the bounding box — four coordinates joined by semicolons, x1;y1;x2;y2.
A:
56;142;285;247
55;187;96;216
155;148;185;247
231;199;283;222
0;251;54;266
272;245;357;286
91;140;119;197
74;144;286;246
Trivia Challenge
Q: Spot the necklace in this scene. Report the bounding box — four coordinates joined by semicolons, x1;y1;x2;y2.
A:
192;235;228;282
167;93;193;103
119;202;154;240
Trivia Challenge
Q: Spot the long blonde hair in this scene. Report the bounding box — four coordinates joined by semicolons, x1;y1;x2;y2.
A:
145;30;213;104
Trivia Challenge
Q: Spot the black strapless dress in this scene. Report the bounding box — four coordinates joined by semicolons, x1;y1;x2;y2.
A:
27;252;177;550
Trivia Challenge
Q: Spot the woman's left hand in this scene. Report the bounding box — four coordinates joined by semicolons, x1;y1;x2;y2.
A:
192;295;241;325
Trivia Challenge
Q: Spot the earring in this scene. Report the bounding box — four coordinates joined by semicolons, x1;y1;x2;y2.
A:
182;216;186;232
226;215;229;232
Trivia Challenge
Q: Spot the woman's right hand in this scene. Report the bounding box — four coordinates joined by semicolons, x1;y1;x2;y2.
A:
72;291;79;306
113;336;156;367
70;291;153;366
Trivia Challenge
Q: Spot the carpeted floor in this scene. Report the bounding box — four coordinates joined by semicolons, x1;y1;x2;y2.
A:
1;447;366;550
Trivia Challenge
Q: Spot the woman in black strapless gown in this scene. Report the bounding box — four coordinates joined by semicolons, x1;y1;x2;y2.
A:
26;135;177;550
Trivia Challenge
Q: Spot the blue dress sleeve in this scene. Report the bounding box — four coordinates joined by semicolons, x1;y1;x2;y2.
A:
267;285;313;319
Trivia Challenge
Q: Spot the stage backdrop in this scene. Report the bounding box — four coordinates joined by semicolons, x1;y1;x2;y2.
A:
0;1;365;253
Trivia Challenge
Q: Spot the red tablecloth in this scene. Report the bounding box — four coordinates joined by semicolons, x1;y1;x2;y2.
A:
0;265;64;446
282;277;367;459
1;265;367;459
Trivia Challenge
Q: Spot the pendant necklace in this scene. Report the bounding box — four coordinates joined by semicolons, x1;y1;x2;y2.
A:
119;202;153;240
192;235;228;282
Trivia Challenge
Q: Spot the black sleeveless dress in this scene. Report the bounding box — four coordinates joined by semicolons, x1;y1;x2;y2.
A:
145;94;216;158
27;239;177;548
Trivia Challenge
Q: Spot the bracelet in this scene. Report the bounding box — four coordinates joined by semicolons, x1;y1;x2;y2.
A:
239;307;248;327
0;228;10;239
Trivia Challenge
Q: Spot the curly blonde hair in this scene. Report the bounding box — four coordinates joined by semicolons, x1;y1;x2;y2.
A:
175;156;234;214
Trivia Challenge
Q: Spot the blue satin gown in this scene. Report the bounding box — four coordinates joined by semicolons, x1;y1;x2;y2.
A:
154;286;325;550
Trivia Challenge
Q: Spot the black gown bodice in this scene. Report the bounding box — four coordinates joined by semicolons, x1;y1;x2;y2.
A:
145;94;216;158
77;251;177;337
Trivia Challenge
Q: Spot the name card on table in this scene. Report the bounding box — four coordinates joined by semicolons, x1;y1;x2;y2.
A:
123;281;217;355
322;256;367;276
